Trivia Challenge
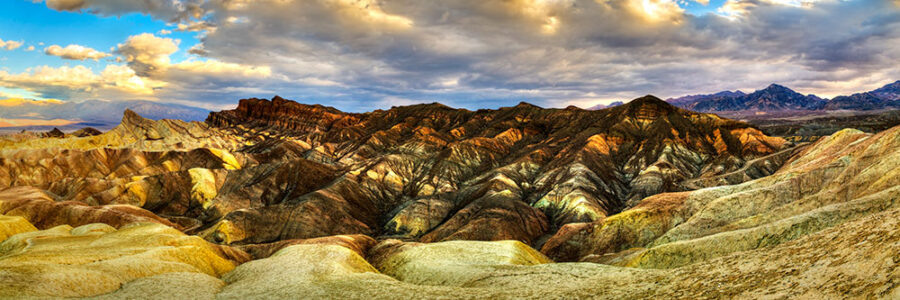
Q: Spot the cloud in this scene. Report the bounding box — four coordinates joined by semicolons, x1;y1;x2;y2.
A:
1;31;272;104
0;38;23;51
44;44;111;60
114;32;270;81
171;60;271;79
116;33;179;77
41;0;85;11
36;0;205;22
27;0;900;111
0;64;165;99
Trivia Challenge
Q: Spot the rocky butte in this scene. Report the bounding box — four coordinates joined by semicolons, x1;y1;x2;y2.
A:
0;95;896;298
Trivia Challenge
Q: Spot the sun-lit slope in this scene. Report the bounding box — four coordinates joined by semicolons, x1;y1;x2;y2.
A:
542;125;900;269
0;97;790;259
0;215;36;241
92;214;900;298
0;215;893;298
0;114;897;300
197;96;788;246
0;222;246;298
0;186;179;230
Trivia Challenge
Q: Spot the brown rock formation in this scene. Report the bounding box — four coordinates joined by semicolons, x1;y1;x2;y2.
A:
542;126;900;266
198;96;788;246
0;96;791;252
0;186;179;230
1;96;899;298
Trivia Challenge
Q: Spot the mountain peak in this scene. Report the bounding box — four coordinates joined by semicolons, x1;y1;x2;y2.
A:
514;101;541;109
271;95;288;104
875;80;900;91
122;109;147;125
764;83;790;91
625;95;674;109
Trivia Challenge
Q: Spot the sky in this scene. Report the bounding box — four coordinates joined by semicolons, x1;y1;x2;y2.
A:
0;0;899;112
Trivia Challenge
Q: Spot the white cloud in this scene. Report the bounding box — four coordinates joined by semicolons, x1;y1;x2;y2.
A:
44;44;111;60
172;60;271;78
0;64;165;99
0;38;23;51
116;33;179;77
115;33;270;80
0;32;272;104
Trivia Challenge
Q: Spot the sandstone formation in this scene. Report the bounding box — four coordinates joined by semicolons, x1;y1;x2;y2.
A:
198;95;790;246
2;96;791;251
542;126;900;268
0;222;245;298
0;96;897;298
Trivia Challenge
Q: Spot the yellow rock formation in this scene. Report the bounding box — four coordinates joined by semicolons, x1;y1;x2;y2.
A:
0;215;37;241
0;223;239;298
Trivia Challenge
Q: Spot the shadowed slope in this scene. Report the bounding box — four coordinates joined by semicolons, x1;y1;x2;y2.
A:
0;96;788;254
542;125;900;267
199;96;787;246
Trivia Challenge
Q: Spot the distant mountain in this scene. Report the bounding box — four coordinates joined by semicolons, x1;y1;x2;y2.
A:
661;81;900;113
586;101;623;110
676;84;825;112
826;81;900;110
0;99;210;130
666;90;745;106
871;80;900;101
824;92;900;110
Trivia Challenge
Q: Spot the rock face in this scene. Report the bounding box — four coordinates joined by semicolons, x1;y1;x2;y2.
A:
197;95;788;246
541;126;900;266
0;186;179;230
1;96;899;298
0;96;789;250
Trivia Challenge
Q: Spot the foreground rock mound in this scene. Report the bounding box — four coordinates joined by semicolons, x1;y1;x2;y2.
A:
0;222;245;298
369;240;551;286
97;223;900;298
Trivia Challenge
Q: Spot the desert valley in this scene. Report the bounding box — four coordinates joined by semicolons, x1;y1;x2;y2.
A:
3;0;900;298
0;92;898;298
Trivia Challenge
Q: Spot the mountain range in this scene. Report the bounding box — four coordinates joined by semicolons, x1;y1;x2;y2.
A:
0;95;897;298
663;80;900;113
0;98;210;131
